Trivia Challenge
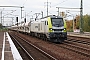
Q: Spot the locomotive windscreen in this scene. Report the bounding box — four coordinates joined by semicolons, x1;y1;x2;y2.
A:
51;18;64;27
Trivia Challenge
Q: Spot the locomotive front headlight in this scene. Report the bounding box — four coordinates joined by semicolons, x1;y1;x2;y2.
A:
49;28;52;30
63;28;67;32
64;28;66;30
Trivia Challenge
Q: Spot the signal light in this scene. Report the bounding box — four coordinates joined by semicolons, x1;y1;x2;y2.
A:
74;19;76;26
74;19;76;23
16;17;18;23
24;18;26;23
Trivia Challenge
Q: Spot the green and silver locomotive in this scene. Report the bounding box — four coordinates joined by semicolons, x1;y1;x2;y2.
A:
31;15;67;43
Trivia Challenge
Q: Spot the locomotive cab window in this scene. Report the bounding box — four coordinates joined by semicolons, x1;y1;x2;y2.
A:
51;18;64;27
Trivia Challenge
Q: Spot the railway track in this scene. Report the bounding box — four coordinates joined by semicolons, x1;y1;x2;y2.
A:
9;31;90;59
67;36;90;45
9;33;35;60
55;42;90;57
45;35;90;58
65;36;90;50
68;39;90;45
9;33;57;60
55;36;90;57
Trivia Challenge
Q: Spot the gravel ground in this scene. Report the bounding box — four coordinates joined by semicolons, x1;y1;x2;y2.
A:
11;31;90;60
0;32;4;59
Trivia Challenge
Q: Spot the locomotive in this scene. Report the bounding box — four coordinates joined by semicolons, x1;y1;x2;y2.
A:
10;15;67;43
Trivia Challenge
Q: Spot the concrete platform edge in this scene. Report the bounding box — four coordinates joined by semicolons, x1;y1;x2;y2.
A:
6;32;23;60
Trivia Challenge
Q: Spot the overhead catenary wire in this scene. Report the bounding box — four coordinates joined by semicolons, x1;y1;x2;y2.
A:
23;0;28;6
51;0;69;7
46;0;69;16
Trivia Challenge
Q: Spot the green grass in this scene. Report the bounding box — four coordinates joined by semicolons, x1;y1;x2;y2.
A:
0;28;8;32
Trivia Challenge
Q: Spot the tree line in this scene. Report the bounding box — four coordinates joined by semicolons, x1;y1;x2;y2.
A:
66;14;90;32
0;23;2;28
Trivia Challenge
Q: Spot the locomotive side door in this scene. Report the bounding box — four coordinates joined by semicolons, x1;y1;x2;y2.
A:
44;18;48;33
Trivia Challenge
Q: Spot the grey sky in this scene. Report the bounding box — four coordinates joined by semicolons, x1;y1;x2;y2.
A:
0;0;90;25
